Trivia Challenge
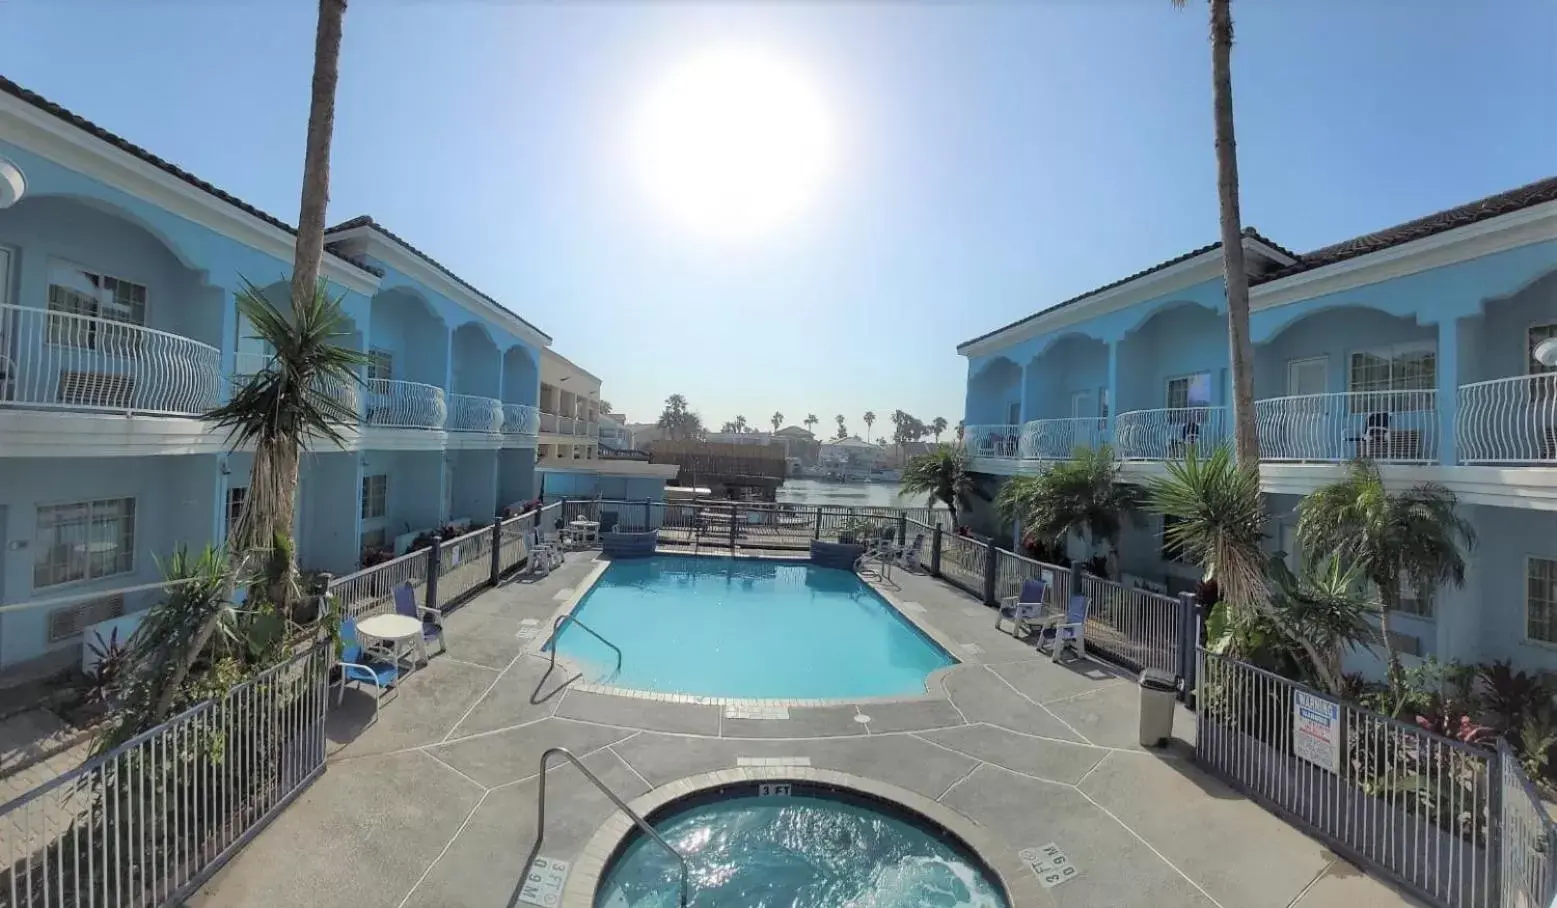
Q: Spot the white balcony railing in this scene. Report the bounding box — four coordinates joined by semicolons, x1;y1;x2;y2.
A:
0;303;222;417
364;378;446;429
964;424;1022;459
539;411;558;433
448;393;503;433
232;351;360;418
557;415;577;435
1115;407;1229;461
1256;390;1438;463
1019;418;1109;460
501;403;540;437
1459;375;1557;464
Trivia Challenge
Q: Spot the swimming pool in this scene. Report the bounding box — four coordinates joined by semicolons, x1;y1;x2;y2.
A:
597;790;1009;907
550;556;955;700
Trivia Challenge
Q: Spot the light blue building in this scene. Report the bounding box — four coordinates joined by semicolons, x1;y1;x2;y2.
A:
0;77;656;674
959;176;1557;677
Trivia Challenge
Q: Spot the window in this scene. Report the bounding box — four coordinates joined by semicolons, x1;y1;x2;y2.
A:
46;263;147;351
1166;373;1212;412
226;486;247;538
361;474;387;520
1528;557;1557;644
1396;573;1434;618
1160;514;1190;564
34;498;136;588
1347;344;1435;412
366;349;393;382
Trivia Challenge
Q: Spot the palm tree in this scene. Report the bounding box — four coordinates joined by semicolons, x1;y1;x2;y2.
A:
931;416;948;443
804;413;818;436
1148;445;1342;692
1297;459;1476;686
863;411;876;443
901;445;977;527
771;411;783;433
996;445;1140;574
1173;0;1258;464
734;415;748;434
955;420;965;442
835;414;846;437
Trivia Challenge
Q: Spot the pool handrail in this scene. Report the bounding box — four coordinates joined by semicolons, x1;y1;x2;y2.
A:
524;746;691;907
546;613;624;677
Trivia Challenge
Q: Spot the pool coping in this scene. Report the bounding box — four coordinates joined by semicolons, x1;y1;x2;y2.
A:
529;553;967;708
562;767;1040;908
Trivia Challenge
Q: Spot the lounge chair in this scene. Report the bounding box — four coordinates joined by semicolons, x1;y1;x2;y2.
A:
335;618;400;716
393;580;445;658
997;578;1047;637
528;527;561;575
898;533;925;572
1037;593;1089;663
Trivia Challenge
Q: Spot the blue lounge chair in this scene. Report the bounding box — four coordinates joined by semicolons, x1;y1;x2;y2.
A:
335;618;400;716
997;578;1047;637
1038;593;1089;663
393;580;445;658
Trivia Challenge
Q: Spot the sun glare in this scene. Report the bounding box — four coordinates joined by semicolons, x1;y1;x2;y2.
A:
630;49;835;238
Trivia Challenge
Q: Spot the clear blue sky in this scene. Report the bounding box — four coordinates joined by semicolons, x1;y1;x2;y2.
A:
4;1;1553;433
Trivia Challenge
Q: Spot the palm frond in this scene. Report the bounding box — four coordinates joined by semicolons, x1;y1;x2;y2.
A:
900;445;975;519
1146;443;1267;611
204;277;368;452
997;445;1141;556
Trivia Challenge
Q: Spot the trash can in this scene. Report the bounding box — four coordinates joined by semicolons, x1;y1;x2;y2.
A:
1138;668;1178;748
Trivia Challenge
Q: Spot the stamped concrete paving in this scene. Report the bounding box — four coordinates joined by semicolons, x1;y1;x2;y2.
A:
192;555;1417;908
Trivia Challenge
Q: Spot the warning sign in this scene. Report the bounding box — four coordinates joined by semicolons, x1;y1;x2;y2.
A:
1292;690;1341;773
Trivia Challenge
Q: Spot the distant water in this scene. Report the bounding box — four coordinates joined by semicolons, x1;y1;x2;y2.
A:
777;478;944;511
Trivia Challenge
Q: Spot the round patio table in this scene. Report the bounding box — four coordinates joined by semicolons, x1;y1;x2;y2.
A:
569;519;600;547
357;613;426;670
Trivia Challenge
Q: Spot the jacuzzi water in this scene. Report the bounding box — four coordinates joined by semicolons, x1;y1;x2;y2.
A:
597;793;1009;908
551;556;955;699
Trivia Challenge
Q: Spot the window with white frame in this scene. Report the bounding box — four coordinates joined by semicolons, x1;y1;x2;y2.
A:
1347;344;1436;412
361;474;388;520
46;262;147;351
1528;557;1557;644
1165;373;1211;422
226;486;247;539
34;498;136;588
1395;572;1434;618
366;349;393;382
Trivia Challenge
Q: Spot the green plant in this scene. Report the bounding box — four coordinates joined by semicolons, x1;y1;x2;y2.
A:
1477;660;1552;733
1265;556;1379;689
1520;710;1557;783
996;445;1141;578
1298;459;1476;688
81;628;130;709
900;445;978;526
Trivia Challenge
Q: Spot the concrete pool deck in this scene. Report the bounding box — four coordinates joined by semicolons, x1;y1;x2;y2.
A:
191;554;1419;908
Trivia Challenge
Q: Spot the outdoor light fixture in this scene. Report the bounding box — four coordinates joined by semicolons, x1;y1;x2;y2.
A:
1535;337;1557;369
0;157;25;209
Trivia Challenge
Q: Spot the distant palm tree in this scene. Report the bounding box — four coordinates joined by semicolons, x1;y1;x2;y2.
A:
1297;459;1476;687
901;446;976;527
771;411;783;433
931;416;948;443
955;420;965;442
997;445;1140;574
804;414;818;436
863;411;876;443
835;414;846;435
734;415;748;433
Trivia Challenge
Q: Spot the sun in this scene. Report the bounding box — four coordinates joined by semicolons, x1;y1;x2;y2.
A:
629;49;835;238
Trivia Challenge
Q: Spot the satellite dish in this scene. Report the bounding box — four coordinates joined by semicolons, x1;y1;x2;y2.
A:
1537;337;1557;369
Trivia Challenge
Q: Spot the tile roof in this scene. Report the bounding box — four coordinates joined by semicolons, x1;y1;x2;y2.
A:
0;74;375;279
958;227;1284;351
1254;175;1557;284
325;215;551;343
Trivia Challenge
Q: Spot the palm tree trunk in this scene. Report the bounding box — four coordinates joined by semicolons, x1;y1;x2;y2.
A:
289;0;348;315
1377;588;1403;691
1207;0;1259;466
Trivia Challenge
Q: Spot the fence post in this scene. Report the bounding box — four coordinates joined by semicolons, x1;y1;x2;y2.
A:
1069;562;1084;602
897;514;907;546
982;543;999;606
426;540;442;611
729;504;739;553
1176;591;1198;702
930;525;943;577
490;520;503;586
814;506;824;540
642;498;650;530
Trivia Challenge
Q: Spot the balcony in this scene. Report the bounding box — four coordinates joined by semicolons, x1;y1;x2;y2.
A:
964;424;1021;459
501;403;540;437
364;378;446;429
233;351;359;417
0;303;222;417
1459;375;1556;465
1116;407;1230;461
448;393;503;433
1019;417;1109;460
1256;391;1439;464
539;411;558;433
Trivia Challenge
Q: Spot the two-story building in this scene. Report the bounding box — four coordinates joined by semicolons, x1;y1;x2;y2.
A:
0;76;643;674
959;175;1557;675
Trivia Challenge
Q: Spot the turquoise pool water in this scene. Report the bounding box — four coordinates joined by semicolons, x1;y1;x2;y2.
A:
551;556;954;699
597;793;1008;907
